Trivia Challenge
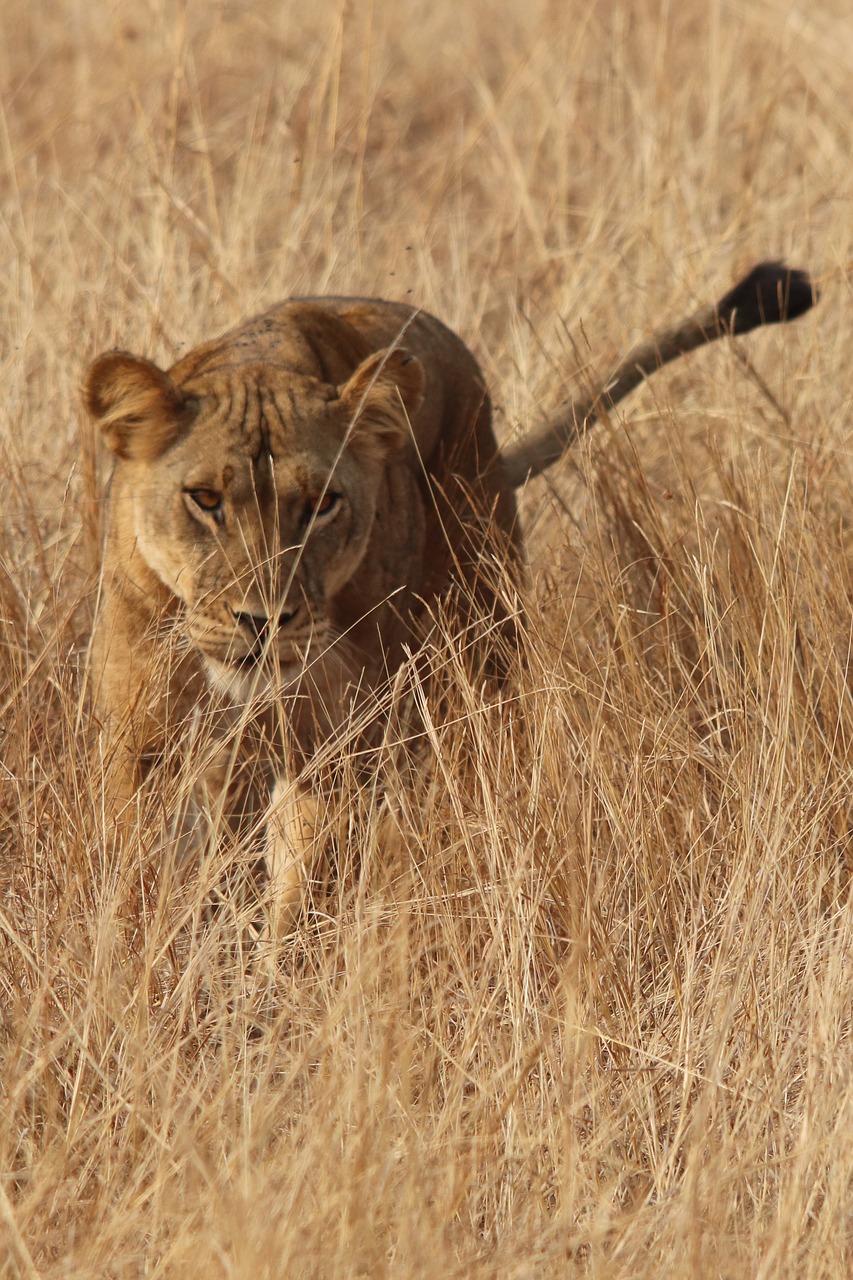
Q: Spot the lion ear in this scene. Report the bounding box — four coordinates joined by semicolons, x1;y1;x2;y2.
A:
339;348;425;462
83;351;189;461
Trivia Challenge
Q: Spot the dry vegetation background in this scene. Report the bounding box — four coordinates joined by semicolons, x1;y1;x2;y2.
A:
1;0;852;1276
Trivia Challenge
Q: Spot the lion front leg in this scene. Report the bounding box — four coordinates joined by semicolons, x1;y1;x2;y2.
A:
264;778;324;938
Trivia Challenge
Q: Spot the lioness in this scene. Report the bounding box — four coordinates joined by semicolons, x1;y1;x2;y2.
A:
84;262;814;932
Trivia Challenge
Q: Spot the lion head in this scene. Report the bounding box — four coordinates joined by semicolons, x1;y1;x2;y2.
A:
84;325;425;703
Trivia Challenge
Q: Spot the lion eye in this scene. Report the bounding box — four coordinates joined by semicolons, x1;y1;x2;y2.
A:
305;492;340;520
185;488;224;519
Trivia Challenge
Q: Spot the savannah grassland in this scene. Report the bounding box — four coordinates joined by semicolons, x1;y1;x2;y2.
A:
1;0;852;1276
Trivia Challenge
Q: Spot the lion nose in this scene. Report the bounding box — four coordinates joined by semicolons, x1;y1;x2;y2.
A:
234;607;298;640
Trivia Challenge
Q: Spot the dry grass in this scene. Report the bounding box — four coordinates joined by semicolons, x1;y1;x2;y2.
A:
2;0;852;1275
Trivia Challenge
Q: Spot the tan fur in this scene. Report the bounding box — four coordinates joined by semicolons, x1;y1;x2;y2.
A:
86;297;520;923
85;266;813;932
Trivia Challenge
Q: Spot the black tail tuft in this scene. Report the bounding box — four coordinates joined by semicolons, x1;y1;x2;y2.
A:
717;261;816;334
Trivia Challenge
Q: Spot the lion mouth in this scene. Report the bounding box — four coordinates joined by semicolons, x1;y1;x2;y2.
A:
228;646;307;678
236;646;265;670
193;620;331;690
193;631;311;670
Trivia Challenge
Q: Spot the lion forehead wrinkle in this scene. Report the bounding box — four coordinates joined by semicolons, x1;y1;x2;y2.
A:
256;384;321;462
258;385;289;456
208;378;261;457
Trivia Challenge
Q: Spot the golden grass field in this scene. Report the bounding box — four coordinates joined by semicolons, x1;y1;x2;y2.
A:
2;0;852;1275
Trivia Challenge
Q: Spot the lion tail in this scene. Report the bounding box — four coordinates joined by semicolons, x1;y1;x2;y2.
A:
499;261;816;489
